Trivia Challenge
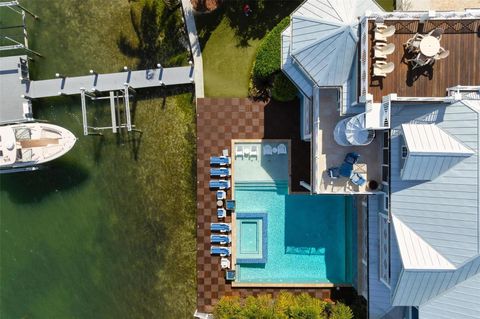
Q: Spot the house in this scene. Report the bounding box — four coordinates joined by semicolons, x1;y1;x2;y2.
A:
282;0;480;318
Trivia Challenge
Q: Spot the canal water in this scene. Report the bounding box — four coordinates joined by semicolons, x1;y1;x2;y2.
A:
0;1;196;318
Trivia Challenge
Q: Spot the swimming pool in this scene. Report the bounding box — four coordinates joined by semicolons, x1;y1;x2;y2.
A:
232;141;354;284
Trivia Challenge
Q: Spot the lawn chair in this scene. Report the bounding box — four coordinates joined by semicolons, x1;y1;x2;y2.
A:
263;144;273;156
403;33;424;53
235;145;243;158
210;246;231;256
216;190;226;200
221;257;231;269
408;52;433;69
350;172;366;186
374;25;396;42
374;43;395;59
210;167;231;177
277;143;287;155
373;61;395;77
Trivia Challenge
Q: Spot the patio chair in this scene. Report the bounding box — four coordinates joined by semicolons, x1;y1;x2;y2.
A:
235;145;243;158
217;208;226;219
328;167;340;179
211;234;231;244
350;172;366;186
210;222;231;233
374;43;395;59
434;47;449;60
408;52;433;69
221;257;231;269
373;61;395;77
216;190;226;200
250;145;258;159
210;167;231;177
428;27;443;40
344;152;360;164
339;162;353;178
277;143;287;155
403;33;424;53
263;144;273;156
210;246;231;257
210;156;231;166
374;25;396;42
209;179;231;190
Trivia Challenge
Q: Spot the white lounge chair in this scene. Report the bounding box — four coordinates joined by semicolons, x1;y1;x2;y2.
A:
263;144;273;156
250;145;258;159
373;61;395;77
374;25;396;42
277;144;287;155
235;145;243;158
374;43;395;59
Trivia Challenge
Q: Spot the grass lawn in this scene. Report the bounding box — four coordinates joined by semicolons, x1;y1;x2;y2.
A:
376;0;395;11
203;17;261;97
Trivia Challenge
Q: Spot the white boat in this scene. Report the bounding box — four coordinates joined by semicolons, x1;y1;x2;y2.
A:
0;122;77;172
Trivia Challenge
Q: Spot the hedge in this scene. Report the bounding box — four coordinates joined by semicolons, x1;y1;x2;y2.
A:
271;73;298;102
213;292;354;319
251;16;290;81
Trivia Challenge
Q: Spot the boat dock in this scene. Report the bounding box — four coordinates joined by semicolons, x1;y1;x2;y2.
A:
0;55;195;135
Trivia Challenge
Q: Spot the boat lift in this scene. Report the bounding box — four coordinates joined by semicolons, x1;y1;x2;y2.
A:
0;1;42;57
80;84;140;136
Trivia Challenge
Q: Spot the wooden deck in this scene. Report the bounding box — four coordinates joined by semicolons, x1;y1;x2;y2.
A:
368;19;480;102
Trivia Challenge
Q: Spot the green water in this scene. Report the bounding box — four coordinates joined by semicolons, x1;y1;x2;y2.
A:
0;1;196;318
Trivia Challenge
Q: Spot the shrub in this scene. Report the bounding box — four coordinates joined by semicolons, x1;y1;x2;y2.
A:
252;17;290;81
213;292;354;319
271;73;298;102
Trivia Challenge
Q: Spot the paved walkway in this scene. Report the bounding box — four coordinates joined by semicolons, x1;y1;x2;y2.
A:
27;66;193;98
182;0;205;98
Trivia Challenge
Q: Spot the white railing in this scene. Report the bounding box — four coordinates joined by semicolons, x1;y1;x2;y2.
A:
360;17;369;100
365;9;480;20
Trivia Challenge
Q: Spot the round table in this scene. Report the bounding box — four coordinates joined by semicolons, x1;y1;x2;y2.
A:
419;36;440;57
272;147;278;154
216;200;223;207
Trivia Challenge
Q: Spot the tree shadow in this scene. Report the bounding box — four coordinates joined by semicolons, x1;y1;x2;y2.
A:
117;0;190;69
0;160;89;204
195;6;225;50
223;0;302;46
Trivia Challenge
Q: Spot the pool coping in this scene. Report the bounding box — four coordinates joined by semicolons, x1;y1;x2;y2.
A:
231;282;353;288
230;139;291;276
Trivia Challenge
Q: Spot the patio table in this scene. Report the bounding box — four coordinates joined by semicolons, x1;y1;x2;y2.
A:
419;36;440;57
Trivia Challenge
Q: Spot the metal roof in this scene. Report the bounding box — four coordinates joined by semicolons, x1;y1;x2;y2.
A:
281;0;383;91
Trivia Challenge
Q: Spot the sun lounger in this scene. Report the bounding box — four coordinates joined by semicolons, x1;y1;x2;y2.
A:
209;179;231;189
250;145;258;159
373;61;395;77
211;246;231;256
210;167;231;177
211;234;231;244
217;208;226;218
374;43;395;59
210;222;231;233
210;156;231;166
374;25;395;42
216;190;226;200
277;143;287;155
263;144;273;156
350;172;366;186
235;145;243;158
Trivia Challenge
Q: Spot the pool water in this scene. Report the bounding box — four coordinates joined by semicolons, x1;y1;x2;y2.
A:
235;182;353;283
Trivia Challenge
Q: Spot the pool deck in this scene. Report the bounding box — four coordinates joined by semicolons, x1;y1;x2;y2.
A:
197;98;333;312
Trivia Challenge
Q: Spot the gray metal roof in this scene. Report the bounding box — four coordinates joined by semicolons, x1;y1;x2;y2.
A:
0;55;31;124
281;0;383;90
390;100;480;268
419;270;480;319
